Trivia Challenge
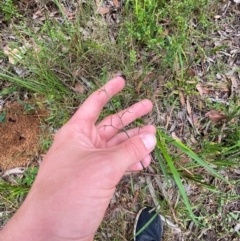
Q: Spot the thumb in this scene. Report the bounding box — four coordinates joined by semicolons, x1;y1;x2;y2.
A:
112;133;156;170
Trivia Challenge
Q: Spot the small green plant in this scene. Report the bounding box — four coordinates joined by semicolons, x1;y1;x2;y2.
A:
0;110;6;124
129;49;137;66
123;0;165;48
17;99;36;113
0;167;39;222
20;167;38;186
0;0;20;21
0;167;38;201
119;0;215;79
0;180;29;199
0;86;17;96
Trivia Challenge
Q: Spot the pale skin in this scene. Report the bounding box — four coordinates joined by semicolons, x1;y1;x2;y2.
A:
0;77;156;241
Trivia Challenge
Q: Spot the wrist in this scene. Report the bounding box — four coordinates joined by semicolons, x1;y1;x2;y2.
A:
0;196;95;241
0;204;48;241
0;216;94;241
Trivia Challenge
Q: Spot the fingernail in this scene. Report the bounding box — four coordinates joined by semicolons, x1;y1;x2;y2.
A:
141;133;156;149
116;72;127;81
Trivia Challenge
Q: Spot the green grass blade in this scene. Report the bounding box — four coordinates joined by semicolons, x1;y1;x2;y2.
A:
154;145;169;182
158;130;230;185
0;70;46;94
156;130;197;223
132;210;159;239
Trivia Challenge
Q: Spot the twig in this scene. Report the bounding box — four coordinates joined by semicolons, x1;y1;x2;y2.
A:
99;86;145;169
222;0;231;16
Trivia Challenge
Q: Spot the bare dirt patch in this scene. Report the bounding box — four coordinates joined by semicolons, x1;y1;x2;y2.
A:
0;102;42;171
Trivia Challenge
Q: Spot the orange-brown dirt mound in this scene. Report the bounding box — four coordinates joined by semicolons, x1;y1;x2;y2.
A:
0;102;42;171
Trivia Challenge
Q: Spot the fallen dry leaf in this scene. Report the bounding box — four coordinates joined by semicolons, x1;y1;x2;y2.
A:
153;87;163;97
3;45;21;64
228;75;238;97
229;75;238;89
143;72;155;83
196;83;210;96
179;154;190;164
33;9;44;20
73;82;85;94
159;29;169;37
216;82;230;92
96;0;109;14
2;167;26;177
97;6;110;14
113;0;119;7
192;114;200;128
171;132;182;142
187;68;196;77
186;96;192;115
62;6;75;20
205;110;227;123
190;135;198;144
179;91;185;107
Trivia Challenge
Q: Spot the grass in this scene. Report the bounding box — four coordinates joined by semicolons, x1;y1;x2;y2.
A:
0;0;20;21
1;0;240;240
0;167;38;222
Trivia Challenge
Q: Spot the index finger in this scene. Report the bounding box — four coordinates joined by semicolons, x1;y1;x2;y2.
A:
72;77;125;123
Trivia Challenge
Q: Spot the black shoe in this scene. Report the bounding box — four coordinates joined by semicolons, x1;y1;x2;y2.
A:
134;207;163;241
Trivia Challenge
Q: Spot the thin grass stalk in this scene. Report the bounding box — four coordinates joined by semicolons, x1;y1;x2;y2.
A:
156;131;197;223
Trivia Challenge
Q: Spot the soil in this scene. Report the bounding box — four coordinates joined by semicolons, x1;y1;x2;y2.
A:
0;102;42;171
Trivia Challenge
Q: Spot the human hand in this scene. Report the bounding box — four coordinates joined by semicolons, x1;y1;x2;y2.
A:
0;77;156;241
